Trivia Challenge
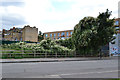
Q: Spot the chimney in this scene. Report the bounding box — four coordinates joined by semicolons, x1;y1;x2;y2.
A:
3;29;5;33
13;27;15;29
33;26;36;28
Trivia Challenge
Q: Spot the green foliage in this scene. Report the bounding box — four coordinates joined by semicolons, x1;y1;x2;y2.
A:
55;37;74;49
40;38;56;49
72;9;116;55
2;38;72;54
38;31;44;41
38;38;72;53
108;79;120;80
2;42;26;50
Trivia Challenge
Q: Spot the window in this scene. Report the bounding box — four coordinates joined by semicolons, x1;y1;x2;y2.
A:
53;33;56;39
114;21;119;25
70;31;73;35
20;37;22;41
66;32;69;36
50;34;52;38
54;33;56;37
57;33;60;36
45;34;48;38
61;32;65;36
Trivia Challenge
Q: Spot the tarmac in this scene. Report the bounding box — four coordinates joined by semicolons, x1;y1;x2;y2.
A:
0;57;118;63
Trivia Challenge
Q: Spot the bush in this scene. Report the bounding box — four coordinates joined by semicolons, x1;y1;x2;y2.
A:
55;38;74;49
2;38;75;58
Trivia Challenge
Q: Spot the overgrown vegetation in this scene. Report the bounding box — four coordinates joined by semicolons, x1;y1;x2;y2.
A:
38;31;44;42
2;38;73;53
2;38;74;58
55;37;74;49
72;9;116;55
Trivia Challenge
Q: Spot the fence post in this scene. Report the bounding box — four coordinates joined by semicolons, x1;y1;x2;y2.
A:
9;53;11;58
34;50;35;58
74;51;76;57
45;51;47;58
56;52;57;58
21;50;23;58
65;51;67;57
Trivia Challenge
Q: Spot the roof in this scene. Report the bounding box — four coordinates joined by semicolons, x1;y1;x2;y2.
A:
43;30;73;34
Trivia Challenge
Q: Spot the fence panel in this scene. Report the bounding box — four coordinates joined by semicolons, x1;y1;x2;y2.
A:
1;50;109;59
1;50;76;58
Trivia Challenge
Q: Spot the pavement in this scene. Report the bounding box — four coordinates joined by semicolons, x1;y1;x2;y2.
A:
0;56;118;63
2;59;119;78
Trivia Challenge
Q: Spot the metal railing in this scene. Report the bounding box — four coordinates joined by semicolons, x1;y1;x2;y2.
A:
1;50;109;58
1;50;76;58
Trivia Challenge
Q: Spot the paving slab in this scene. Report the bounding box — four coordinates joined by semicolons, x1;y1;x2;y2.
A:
0;57;118;63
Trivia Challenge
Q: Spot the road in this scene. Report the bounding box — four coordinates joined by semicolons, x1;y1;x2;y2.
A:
2;59;119;78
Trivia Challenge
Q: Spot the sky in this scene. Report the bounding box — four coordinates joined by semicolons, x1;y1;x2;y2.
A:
0;0;120;33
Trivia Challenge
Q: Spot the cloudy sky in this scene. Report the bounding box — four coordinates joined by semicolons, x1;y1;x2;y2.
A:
0;0;120;33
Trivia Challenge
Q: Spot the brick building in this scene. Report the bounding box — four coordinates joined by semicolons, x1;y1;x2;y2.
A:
22;26;38;42
43;30;73;40
2;25;38;42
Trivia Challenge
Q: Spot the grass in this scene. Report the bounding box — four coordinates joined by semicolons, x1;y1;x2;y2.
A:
2;48;18;51
2;51;22;53
108;79;120;80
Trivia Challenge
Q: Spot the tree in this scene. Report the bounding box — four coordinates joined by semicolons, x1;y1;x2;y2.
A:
72;9;116;55
38;31;44;41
